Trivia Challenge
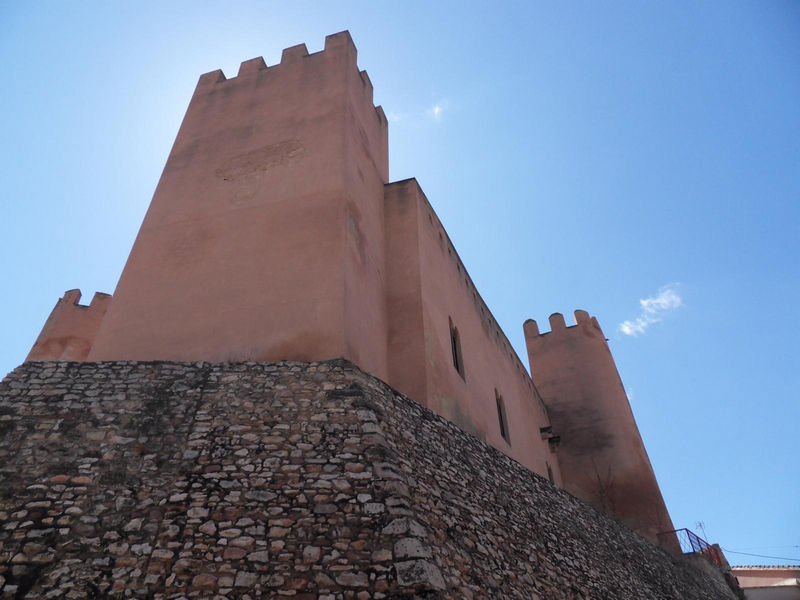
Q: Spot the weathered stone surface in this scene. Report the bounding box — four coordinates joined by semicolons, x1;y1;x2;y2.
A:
302;545;320;563
335;571;369;587
382;517;427;537
394;537;432;559
191;573;217;589
234;571;258;587
395;559;446;590
0;359;737;599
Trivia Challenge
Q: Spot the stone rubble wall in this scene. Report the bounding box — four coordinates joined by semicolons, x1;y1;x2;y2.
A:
0;360;736;600
352;369;739;600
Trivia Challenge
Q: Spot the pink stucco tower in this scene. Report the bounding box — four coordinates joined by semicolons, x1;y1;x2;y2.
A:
524;311;675;541
88;32;391;381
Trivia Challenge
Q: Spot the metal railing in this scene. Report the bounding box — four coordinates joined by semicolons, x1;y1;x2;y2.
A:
658;528;722;566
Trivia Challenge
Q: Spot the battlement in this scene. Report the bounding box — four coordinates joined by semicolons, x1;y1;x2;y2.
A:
44;289;111;314
194;31;386;126
524;309;603;338
26;289;112;362
237;56;267;77
60;289;110;308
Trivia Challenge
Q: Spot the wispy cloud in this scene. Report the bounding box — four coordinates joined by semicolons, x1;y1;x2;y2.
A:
388;99;450;124
427;98;451;121
618;284;683;337
427;102;445;120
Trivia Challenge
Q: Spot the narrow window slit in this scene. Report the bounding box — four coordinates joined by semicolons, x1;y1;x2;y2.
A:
496;389;510;444
449;317;465;380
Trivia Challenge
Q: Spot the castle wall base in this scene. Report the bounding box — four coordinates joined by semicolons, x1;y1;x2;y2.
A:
0;360;736;599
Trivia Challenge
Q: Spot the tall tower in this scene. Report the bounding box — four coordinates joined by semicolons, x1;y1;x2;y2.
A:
86;32;391;380
524;311;675;542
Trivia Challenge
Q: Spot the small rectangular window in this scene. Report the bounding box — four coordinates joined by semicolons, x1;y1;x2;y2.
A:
495;390;510;444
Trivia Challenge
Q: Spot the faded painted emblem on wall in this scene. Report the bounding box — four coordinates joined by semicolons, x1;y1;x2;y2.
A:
215;139;306;181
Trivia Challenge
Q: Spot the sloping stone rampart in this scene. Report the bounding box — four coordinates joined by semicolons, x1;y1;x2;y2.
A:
0;361;735;599
357;369;737;600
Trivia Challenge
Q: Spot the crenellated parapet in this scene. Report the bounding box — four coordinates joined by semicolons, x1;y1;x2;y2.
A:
524;309;603;340
26;289;111;362
193;31;387;131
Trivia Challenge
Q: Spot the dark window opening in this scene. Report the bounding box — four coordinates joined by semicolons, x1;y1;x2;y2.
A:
495;389;510;444
547;462;554;484
449;317;465;380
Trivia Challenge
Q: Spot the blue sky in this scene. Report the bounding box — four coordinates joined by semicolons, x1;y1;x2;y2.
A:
2;1;798;566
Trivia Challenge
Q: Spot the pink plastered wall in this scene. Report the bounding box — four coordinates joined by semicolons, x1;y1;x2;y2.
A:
341;41;390;378
27;290;110;362
383;178;561;481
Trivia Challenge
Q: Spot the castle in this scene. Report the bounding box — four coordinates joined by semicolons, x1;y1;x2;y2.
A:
1;31;740;599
